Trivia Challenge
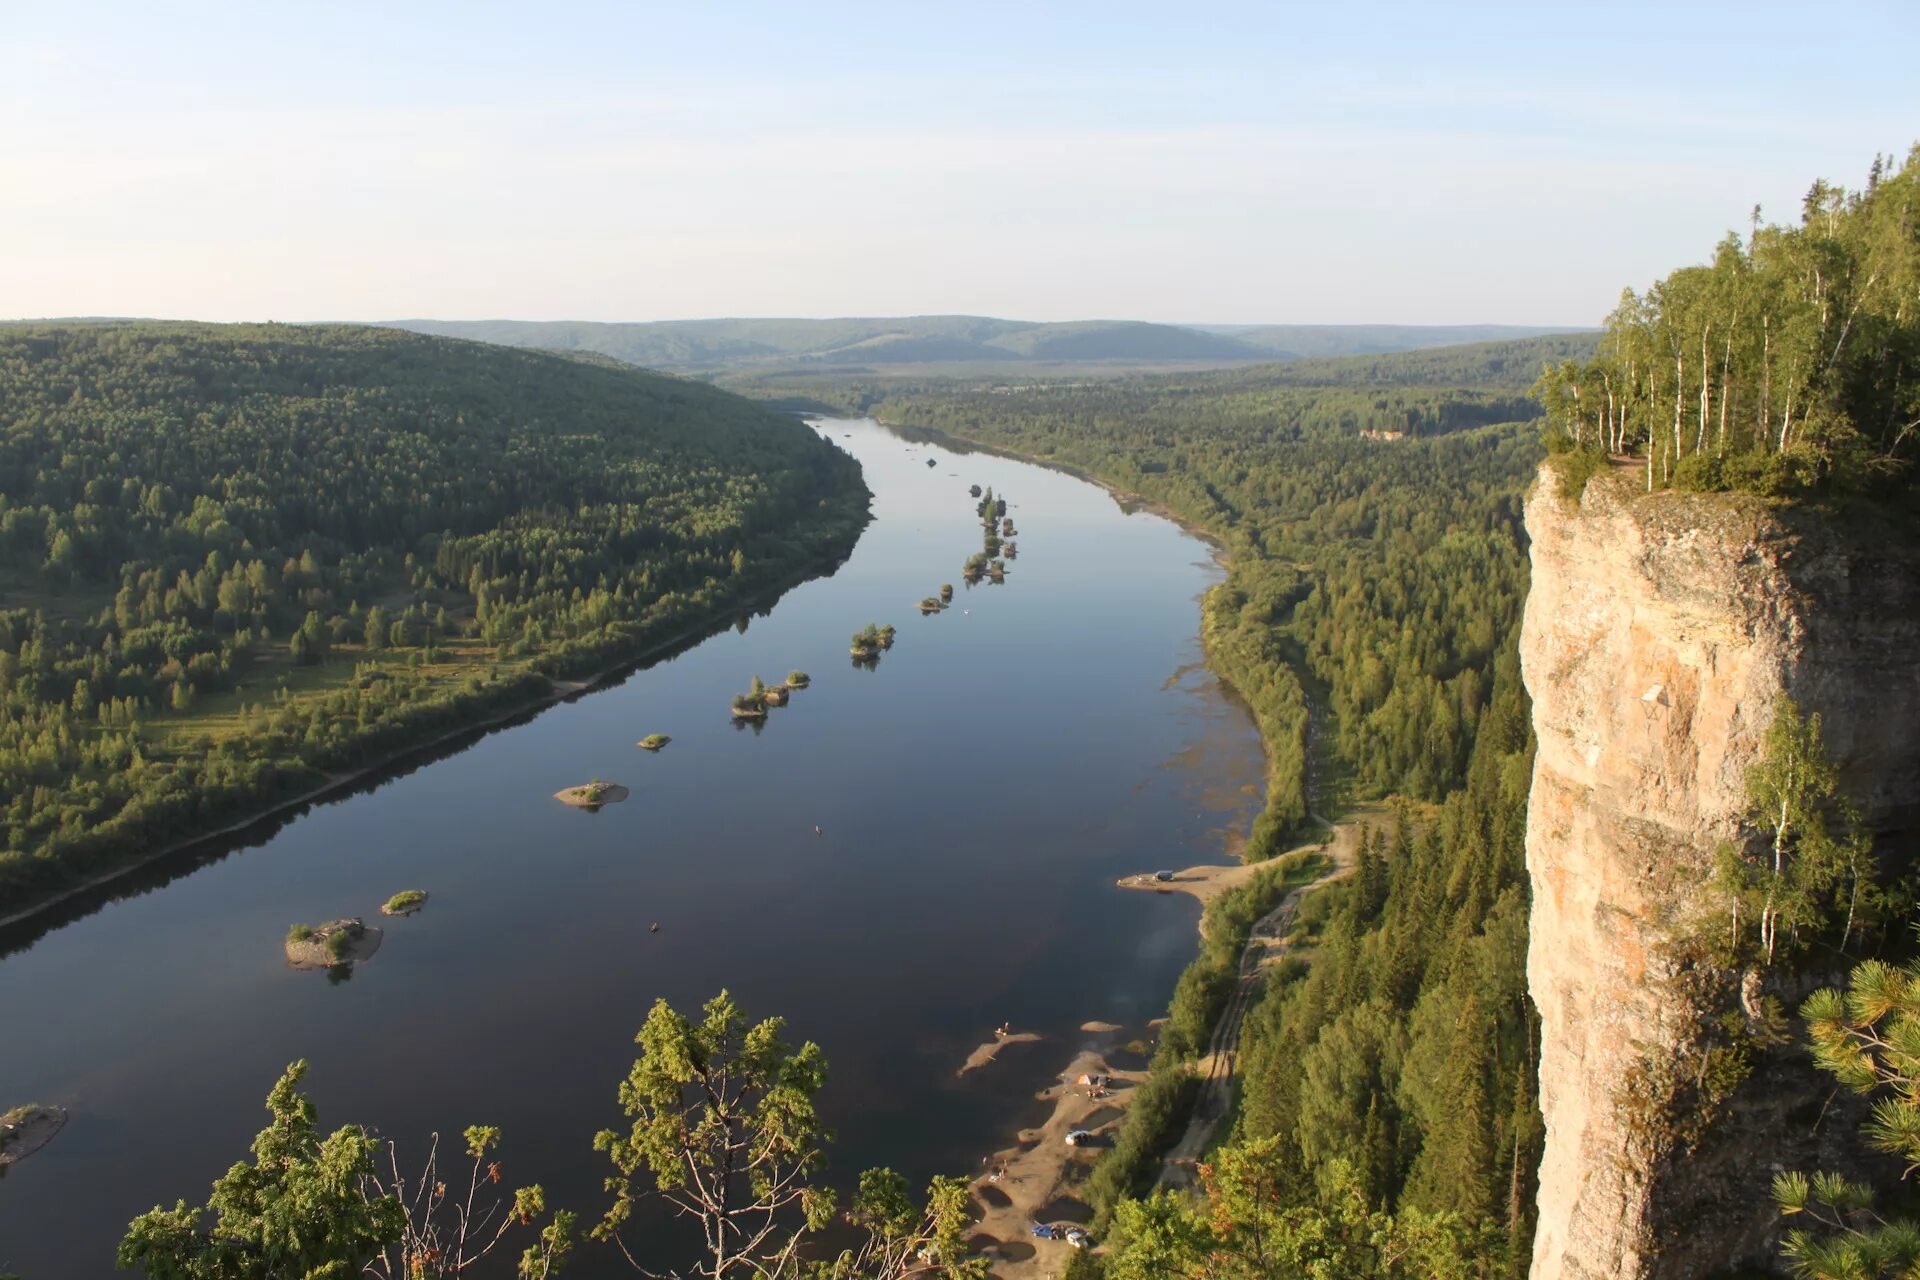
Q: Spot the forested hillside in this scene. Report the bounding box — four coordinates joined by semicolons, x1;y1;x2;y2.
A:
815;341;1563;836
1539;145;1919;499
0;323;868;915
781;341;1555;1275
386;316;1588;372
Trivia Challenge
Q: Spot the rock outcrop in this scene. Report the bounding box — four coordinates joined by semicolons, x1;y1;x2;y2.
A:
1521;462;1920;1279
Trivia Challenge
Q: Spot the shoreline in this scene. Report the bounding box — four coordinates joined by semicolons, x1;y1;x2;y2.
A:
0;542;863;936
861;416;1233;560
868;416;1314;825
960;829;1356;1278
883;413;1364;1261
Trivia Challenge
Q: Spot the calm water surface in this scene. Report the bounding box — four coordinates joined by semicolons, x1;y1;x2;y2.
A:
0;418;1264;1275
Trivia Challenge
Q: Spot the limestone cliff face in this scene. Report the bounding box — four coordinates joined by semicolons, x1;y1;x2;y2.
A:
1521;464;1920;1279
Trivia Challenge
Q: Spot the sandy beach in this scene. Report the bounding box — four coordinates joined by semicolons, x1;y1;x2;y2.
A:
963;1037;1141;1276
961;812;1385;1276
958;1031;1043;1077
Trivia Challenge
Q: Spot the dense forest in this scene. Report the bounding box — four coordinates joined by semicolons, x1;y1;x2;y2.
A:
750;339;1561;1274
389;316;1585;372
797;337;1567;841
0;323;869;915
1538;146;1919;498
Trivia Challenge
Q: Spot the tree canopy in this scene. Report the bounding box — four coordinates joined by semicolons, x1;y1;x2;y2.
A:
1537;146;1920;498
0;322;868;915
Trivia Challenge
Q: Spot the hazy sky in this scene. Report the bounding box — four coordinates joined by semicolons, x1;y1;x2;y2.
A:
3;1;1915;326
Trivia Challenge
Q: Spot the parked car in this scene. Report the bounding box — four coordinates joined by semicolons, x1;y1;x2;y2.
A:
1065;1129;1093;1147
1065;1228;1092;1249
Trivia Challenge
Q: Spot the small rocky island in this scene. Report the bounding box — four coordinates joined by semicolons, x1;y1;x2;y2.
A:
381;890;428;917
0;1103;68;1167
285;918;383;970
554;779;630;807
638;734;671;752
786;671;810;689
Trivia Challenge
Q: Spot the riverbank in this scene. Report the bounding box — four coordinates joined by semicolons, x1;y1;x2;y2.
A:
875;415;1318;855
963;827;1357;1278
0;416;1288;1273
0;537;865;935
863;417;1234;560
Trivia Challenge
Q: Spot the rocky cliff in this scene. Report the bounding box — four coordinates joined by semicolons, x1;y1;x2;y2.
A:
1521;462;1920;1279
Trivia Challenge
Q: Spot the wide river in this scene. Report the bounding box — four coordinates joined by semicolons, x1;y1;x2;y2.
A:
0;417;1265;1275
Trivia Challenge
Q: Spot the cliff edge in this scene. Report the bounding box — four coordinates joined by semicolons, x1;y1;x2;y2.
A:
1521;462;1920;1279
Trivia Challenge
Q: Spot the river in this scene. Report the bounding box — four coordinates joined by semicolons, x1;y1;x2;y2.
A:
0;417;1265;1275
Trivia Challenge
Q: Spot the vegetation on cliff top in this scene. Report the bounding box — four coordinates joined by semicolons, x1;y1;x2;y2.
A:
0;322;868;916
1538;145;1920;500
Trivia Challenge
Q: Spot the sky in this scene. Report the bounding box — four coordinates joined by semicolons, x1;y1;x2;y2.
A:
2;1;1915;327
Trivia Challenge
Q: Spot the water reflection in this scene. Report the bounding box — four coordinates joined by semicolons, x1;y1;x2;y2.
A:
0;418;1266;1276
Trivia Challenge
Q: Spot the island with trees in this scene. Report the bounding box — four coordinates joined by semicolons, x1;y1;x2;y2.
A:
637;734;671;752
849;623;896;662
731;677;771;719
284;918;382;970
379;890;428;917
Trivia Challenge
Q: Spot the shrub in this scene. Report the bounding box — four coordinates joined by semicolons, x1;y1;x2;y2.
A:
1545;439;1607;506
286;923;314;944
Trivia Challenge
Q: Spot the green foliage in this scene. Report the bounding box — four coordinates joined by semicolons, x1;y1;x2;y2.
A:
117;1060;405;1277
850;623;891;656
1230;662;1538;1270
1708;697;1879;965
0;322;867;915
1544;437;1608;507
802;1169;989;1280
1161;854;1325;1060
778;337;1548;1270
1082;855;1324;1225
382;890;426;913
592;991;981;1279
285;922;313;944
593;991;832;1273
815;360;1540;851
403;317;1590;375
1774;953;1920;1277
1101;1142;1484;1280
1537;146;1920;497
118;1062;569;1279
1080;1066;1200;1225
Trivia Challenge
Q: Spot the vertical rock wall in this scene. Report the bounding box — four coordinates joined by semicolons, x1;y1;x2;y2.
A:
1521;465;1920;1279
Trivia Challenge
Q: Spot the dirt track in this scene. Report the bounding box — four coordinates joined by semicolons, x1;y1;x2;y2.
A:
1154;815;1372;1190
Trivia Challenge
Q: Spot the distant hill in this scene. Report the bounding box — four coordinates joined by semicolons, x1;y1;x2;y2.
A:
381;316;1590;371
1188;332;1604;390
1192;322;1584;360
